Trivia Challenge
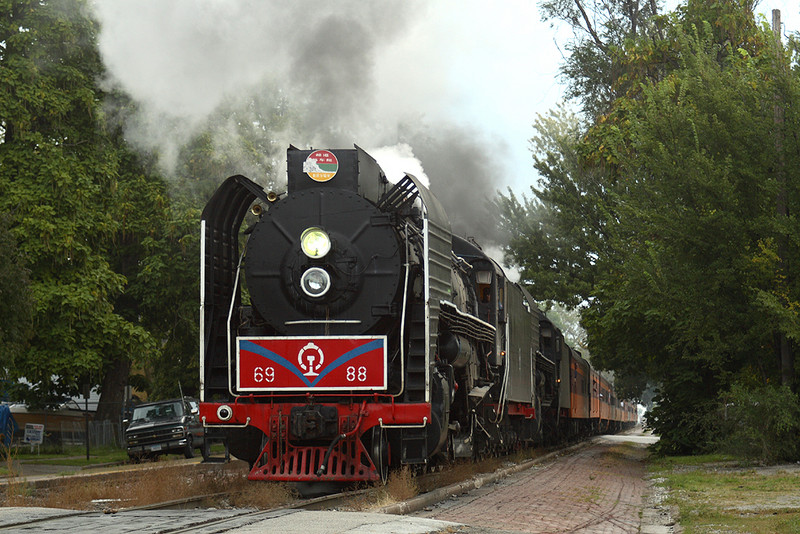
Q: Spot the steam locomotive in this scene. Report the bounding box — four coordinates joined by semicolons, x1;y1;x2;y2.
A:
198;146;636;482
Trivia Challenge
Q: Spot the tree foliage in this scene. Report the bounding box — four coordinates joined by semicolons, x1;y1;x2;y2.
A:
0;1;209;416
0;0;155;407
714;384;800;463
0;0;294;414
503;1;800;454
497;105;606;307
539;0;663;119
0;213;33;386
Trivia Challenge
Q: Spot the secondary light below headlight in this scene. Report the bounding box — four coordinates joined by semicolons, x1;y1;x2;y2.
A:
300;267;331;298
300;227;331;259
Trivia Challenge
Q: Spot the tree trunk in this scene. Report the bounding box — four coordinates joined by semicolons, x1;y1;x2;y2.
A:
95;357;131;423
780;336;794;391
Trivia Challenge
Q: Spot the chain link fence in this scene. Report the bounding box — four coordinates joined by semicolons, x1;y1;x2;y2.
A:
59;420;124;448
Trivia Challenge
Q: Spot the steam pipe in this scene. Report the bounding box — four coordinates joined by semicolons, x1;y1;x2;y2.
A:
316;401;367;477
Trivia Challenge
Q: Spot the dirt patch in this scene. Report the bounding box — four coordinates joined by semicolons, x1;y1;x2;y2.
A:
2;460;296;511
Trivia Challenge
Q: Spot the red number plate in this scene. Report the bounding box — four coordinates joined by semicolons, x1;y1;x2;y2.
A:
236;336;387;391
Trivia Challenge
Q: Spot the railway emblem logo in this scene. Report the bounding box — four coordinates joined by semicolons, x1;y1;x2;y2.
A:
303;150;338;182
298;342;325;377
237;336;387;391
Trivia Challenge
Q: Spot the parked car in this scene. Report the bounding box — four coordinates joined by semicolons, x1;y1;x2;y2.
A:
125;397;205;460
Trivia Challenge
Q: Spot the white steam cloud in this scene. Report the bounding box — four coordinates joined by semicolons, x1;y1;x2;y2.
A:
368;144;430;187
90;0;516;246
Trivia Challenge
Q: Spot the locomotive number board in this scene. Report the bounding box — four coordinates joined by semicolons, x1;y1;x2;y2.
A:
236;336;388;391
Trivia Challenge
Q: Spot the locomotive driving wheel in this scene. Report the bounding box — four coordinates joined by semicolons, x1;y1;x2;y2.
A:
369;426;389;484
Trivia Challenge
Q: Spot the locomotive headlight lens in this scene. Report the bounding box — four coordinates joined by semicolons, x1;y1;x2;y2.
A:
217;405;233;421
300;227;331;259
300;267;331;297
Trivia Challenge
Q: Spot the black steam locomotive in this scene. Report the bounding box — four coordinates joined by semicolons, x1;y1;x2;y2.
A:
199;146;635;482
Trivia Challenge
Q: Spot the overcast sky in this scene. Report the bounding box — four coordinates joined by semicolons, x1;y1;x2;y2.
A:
89;0;800;245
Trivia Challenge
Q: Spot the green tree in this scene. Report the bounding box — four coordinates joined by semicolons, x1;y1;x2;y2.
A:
0;0;155;408
94;154;198;417
583;14;795;383
120;190;200;402
0;213;33;392
504;2;800;453
497;105;609;307
538;0;664;119
715;384;800;463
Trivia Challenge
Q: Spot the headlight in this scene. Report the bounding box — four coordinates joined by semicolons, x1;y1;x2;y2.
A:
217;405;233;421
300;227;331;259
300;267;331;298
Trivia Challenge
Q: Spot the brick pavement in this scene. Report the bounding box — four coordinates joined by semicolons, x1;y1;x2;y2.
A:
415;435;653;533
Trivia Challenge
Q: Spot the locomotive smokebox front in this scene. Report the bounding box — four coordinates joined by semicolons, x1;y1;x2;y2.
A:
244;148;403;335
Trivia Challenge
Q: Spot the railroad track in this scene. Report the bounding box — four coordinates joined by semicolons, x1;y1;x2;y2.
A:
0;488;368;532
0;449;546;532
0;439;595;532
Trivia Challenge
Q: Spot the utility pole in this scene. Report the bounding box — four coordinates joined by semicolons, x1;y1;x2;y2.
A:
83;382;91;461
772;9;794;390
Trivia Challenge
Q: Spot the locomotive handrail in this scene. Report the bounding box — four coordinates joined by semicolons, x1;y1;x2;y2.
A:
202;416;251;428
200;220;206;399
391;222;412;399
377;416;428;429
226;251;246;399
284;319;362;325
492;320;512;424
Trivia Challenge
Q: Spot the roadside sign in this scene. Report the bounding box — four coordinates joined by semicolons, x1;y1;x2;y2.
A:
23;423;44;445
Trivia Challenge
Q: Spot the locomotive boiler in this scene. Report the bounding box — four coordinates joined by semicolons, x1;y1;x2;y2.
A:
198;146;549;482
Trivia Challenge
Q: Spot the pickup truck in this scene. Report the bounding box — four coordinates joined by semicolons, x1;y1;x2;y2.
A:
125;397;205;460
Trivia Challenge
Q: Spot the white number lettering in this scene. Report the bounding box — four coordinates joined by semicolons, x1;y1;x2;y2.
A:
346;366;367;382
254;366;275;383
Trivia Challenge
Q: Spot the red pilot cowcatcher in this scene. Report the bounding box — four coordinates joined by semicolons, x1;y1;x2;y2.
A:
198;335;432;482
200;399;432;482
